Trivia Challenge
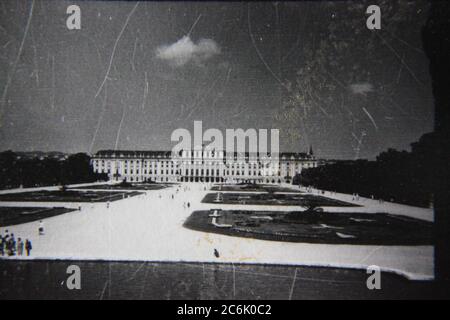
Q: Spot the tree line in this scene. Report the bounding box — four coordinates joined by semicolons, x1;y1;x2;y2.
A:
294;133;438;208
0;152;108;190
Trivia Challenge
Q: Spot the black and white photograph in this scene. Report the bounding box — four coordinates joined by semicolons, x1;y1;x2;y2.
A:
0;0;449;302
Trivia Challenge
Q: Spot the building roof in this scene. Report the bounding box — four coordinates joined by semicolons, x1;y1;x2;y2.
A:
94;150;172;159
94;150;315;161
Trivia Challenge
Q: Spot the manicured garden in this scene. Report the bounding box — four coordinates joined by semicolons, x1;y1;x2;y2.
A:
0;207;77;227
184;210;433;245
211;184;302;193
72;182;171;191
202;192;357;207
0;190;143;202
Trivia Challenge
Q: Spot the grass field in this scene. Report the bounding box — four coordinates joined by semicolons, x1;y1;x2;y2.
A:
211;184;302;193
0;207;76;227
202;192;358;207
71;183;171;191
184;209;433;245
0;190;143;202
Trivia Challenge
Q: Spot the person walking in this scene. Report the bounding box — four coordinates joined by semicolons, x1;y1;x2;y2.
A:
38;221;45;235
25;239;32;256
17;238;24;256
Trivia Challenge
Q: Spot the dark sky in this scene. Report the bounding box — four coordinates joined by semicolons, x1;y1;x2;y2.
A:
0;0;434;159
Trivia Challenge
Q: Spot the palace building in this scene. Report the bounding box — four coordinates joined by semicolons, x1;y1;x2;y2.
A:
92;147;318;184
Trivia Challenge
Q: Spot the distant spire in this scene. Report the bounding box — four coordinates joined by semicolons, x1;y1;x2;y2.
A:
309;145;313;156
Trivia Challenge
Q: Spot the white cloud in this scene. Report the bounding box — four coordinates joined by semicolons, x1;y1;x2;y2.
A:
349;83;374;95
156;36;220;67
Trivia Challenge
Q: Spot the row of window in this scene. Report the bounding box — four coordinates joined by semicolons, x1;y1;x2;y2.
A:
116;169;288;177
121;169;180;175
95;160;176;167
95;160;316;174
96;160;313;169
98;167;309;175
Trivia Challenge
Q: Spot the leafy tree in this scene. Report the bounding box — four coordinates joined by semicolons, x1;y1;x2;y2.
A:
0;152;107;190
295;133;434;207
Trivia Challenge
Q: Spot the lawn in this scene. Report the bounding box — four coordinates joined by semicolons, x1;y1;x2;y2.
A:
184;210;433;245
0;190;143;202
202;192;357;207
211;184;302;193
0;207;76;227
72;183;171;191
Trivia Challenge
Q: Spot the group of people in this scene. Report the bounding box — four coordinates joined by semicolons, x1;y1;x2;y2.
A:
351;193;361;201
0;230;32;257
166;189;191;209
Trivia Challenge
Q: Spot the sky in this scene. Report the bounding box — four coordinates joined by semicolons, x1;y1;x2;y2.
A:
0;0;435;159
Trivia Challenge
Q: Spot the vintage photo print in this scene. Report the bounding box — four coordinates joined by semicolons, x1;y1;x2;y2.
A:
0;0;449;302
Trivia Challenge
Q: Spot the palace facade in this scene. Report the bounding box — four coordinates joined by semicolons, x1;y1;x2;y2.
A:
92;147;318;184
